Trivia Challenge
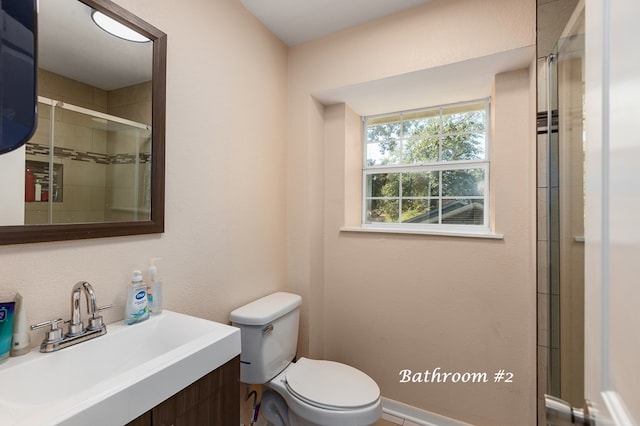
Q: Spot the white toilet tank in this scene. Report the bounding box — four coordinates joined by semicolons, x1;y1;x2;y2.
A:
230;292;302;384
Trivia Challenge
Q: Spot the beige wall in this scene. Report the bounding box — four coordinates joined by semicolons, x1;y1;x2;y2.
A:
0;0;288;342
108;81;152;126
287;0;537;424
38;68;108;112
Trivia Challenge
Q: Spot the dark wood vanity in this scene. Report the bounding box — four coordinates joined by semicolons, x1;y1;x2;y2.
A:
126;356;239;426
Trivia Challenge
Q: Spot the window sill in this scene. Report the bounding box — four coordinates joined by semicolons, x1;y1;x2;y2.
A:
340;226;504;239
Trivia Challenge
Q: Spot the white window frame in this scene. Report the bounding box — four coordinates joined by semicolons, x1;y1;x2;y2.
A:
361;98;491;235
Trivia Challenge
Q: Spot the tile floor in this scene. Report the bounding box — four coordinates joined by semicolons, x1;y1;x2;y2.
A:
375;420;399;426
375;416;423;426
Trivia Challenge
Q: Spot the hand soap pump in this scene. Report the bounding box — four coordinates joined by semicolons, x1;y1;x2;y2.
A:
148;258;163;315
125;270;149;325
10;293;29;356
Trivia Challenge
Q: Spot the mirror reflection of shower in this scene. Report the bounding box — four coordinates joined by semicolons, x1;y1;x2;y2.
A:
24;97;152;224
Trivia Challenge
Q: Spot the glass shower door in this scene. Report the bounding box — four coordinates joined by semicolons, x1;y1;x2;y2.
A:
545;3;585;408
24;98;151;225
557;6;585;407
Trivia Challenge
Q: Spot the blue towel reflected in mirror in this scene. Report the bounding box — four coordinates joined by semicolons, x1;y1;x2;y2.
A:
1;0;37;155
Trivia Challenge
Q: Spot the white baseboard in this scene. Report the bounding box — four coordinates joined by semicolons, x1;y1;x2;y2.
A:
381;397;472;426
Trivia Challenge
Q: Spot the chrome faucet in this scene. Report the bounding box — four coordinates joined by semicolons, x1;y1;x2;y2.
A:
31;281;113;353
69;281;95;335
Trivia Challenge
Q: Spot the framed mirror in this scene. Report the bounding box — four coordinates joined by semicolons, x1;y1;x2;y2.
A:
0;0;166;245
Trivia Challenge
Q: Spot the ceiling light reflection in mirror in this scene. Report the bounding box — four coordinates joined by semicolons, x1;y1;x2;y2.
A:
91;11;150;42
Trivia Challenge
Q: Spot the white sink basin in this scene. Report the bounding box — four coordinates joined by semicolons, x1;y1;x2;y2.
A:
0;311;240;426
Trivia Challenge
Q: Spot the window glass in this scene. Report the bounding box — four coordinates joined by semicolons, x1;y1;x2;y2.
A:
367;173;399;197
401;172;439;197
366;198;399;223
402;199;439;223
363;99;490;230
403;136;439;163
441;168;485;197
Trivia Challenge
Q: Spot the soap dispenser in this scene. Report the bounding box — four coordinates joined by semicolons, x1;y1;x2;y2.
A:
125;270;149;325
10;293;29;356
148;258;163;315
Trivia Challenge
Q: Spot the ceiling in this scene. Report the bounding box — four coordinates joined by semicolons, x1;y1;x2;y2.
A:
239;0;434;46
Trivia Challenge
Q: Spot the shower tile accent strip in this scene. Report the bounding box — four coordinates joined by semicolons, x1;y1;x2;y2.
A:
25;143;150;165
536;110;558;135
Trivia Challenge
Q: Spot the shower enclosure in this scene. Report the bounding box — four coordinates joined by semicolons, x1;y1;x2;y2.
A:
24;96;151;224
537;0;585;419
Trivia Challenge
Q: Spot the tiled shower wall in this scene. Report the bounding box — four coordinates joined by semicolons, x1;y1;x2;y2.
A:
25;69;151;224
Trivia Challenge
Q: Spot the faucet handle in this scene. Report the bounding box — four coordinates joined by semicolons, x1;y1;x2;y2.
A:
87;304;114;331
31;318;65;343
94;304;114;316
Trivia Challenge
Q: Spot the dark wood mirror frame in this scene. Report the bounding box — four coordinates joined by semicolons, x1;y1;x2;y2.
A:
0;0;166;245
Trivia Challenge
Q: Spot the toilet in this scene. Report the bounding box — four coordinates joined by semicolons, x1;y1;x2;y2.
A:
230;292;382;426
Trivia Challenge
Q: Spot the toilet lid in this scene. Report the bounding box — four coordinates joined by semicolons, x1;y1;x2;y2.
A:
285;358;380;409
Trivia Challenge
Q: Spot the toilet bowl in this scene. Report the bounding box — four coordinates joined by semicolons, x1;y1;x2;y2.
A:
264;357;381;426
230;292;382;426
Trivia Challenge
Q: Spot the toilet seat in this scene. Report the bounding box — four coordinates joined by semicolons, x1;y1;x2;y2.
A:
284;358;380;410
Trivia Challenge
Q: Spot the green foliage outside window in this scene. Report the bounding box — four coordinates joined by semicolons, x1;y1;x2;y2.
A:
364;101;488;226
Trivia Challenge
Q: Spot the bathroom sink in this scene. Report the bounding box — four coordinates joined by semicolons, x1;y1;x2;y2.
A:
0;311;240;426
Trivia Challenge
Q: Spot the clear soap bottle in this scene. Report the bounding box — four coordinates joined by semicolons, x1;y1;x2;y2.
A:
148;258;163;315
